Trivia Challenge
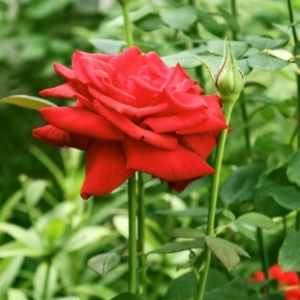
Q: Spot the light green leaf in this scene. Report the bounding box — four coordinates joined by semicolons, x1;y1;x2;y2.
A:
25;180;48;207
45;218;66;247
234;223;256;241
156;207;216;218
0;190;23;222
87;253;120;276
247;36;288;51
165;228;204;239
237;212;274;229
278;232;300;272
206;40;248;58
0;242;45;258
7;289;29;300
247;53;289;72
70;284;116;299
0;95;56;110
148;239;204;254
63;226;109;252
110;293;144;300
90;39;125;54
0;257;24;299
287;149;300;187
222;210;236;221
269;186;300;211
160;6;198;31
197;10;226;37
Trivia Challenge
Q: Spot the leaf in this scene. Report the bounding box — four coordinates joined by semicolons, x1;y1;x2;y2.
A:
134;13;164;31
262;49;294;61
165;271;197;300
206;41;248;58
0;257;24;299
45;217;66;247
197;10;226;37
287;149;300;187
90;39;126;54
0;242;45;258
204;236;249;271
247;53;289;72
148;239;204;254
222;210;236;221
0;95;56;110
217;7;239;34
237;212;274;229
7;289;29;300
70;284;116;299
278;232;300;272
110;293;144;300
234;223;256;241
0;190;23;222
156;207;209;218
159;6;198;31
221;164;264;204
165;227;204;239
247;37;288;51
269;186;300;211
87;253;120;276
63;226;109;252
25;179;48;207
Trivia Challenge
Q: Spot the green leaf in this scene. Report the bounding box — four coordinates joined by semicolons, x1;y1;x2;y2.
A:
7;289;29;300
165;227;204;239
165;271;197;300
222;210;236;221
247;37;288;51
204;236;249;271
278;231;300;272
0;257;24;299
70;284;116;299
0;95;56;110
237;212;274;229
87;253;121;276
197;10;226;37
90;39;126;54
0;242;45;258
287;149;300;187
206;41;248;58
0;190;23;222
217;7;240;34
269;186;300;211
45;217;66;247
54;298;80;300
160;6;198;31
221;164;264;204
110;293;144;300
247;53;289;72
25;179;48;207
63;226;109;252
234;223;256;241
156;207;209;218
134;13;164;31
148;238;204;254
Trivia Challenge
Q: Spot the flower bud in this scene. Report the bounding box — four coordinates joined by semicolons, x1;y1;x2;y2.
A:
215;42;245;105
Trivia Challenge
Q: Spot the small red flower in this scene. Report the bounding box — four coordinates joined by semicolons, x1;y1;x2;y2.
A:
33;46;227;199
251;264;300;300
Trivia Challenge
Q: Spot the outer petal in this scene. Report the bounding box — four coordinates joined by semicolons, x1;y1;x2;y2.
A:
168;179;194;193
39;107;124;140
54;63;76;81
80;139;134;199
94;101;177;150
32;125;90;150
40;82;79;98
123;136;215;182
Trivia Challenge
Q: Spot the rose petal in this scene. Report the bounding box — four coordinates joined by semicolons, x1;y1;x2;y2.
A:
39;82;79;98
80;139;134;199
123;136;215;182
54;63;76;81
145;51;170;75
75;94;95;111
94;101;177;150
39;107;124;140
32;125;90;150
168;179;194;192
89;87;167;118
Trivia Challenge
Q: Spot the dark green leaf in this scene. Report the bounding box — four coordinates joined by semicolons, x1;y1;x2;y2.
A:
90;39;126;54
197;10;226;37
0;95;56;110
87;253;120;276
217;7;240;34
287;149;300;187
247;53;289;72
269;186;300;211
160;6;198;31
234;223;256;241
156;207;209;218
110;293;144;300
134;13;164;31
165;228;204;239
148;239;204;254
247;36;288;51
237;212;274;229
221;164;264;204
278;231;300;272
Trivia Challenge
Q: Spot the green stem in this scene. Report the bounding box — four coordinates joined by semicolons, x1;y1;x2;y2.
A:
194;103;234;300
128;175;137;293
240;99;252;162
230;0;238;40
119;0;134;48
137;171;147;295
287;0;298;43
257;228;269;279
42;258;51;300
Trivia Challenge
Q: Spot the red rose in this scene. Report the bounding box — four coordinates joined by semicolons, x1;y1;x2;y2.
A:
251;264;300;300
33;46;227;199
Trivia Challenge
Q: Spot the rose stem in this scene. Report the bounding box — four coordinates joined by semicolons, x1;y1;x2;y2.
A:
286;0;300;231
194;103;234;300
119;0;138;293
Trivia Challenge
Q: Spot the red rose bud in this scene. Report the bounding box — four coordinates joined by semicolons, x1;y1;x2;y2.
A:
215;42;245;105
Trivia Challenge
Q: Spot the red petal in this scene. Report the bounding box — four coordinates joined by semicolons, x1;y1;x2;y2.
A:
168;179;194;192
80;139;134;199
123;136;215;182
145;51;170;75
39;82;79;98
54;63;76;81
39;107;124;140
32;125;90;150
94;101;177;150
